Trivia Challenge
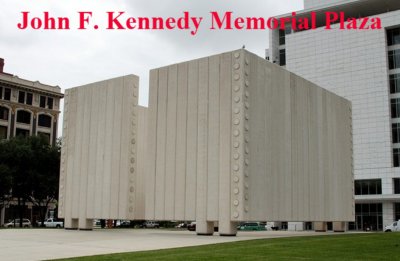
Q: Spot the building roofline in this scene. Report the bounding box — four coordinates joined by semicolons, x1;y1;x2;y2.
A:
0;73;63;98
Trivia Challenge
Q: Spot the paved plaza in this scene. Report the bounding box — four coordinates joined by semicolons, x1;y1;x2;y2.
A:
0;229;333;261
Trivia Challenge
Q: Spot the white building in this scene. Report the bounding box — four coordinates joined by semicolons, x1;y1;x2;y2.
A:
269;0;400;231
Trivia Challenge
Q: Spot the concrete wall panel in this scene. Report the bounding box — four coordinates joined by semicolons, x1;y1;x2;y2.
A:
60;49;353;234
147;49;353;231
175;63;188;220
59;75;142;229
145;70;158;220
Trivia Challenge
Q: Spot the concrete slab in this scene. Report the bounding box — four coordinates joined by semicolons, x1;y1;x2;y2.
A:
0;229;334;261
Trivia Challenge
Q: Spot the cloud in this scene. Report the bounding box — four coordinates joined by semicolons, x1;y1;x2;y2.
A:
0;0;302;135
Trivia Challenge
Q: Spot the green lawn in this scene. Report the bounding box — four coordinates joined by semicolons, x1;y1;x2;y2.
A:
56;233;400;261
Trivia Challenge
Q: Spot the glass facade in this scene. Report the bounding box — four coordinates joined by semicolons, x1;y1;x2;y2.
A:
354;203;383;231
390;74;400;94
395;203;400;221
394;148;400;167
394;178;400;194
354;179;382;195
279;49;286;66
393;123;400;143
279;29;285;45
388;27;400;46
391;98;400;118
389;50;400;70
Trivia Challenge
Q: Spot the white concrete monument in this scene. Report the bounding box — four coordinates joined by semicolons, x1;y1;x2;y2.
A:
146;49;353;236
59;50;353;235
58;75;147;230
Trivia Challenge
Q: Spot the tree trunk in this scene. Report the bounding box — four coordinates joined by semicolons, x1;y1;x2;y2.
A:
0;203;3;227
19;198;24;228
18;197;22;227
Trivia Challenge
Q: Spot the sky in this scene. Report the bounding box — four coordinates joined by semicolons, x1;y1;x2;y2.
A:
0;0;303;136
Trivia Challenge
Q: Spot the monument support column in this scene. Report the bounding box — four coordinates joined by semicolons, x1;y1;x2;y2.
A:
333;222;346;232
64;218;78;230
219;221;237;236
314;222;327;232
196;221;214;236
79;218;94;231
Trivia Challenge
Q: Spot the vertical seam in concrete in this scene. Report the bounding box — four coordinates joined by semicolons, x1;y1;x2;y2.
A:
173;65;178;219
206;57;210;220
163;70;168;219
307;85;312;220
290;73;294;220
183;64;188;220
153;69;159;219
84;86;94;220
108;82;115;218
115;78;125;217
216;57;220;220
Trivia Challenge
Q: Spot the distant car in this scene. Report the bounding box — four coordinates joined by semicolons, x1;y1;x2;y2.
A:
238;222;266;231
93;219;102;228
175;222;187;228
385;220;400;232
143;221;160;228
38;218;64;228
118;220;131;228
187;222;196;231
5;219;32;228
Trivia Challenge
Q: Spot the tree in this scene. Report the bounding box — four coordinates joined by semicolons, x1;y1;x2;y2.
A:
0;136;61;227
0;164;12;226
28;136;61;226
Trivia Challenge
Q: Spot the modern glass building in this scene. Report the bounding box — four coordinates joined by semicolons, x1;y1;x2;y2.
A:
269;0;400;231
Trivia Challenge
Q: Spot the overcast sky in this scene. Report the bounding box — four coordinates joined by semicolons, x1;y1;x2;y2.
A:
0;0;303;136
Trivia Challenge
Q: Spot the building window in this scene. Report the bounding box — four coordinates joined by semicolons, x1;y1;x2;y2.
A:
390;74;400;94
389;50;400;70
15;128;29;138
26;93;33;105
3;88;11;101
394;148;400;167
48;97;53;110
395;203;400;221
39;96;46;108
394;178;400;194
37;132;50;144
354;179;382;195
0;106;9;121
355;203;383;231
16;110;31;124
40;96;54;109
18;91;33;105
38;114;52;128
0;126;7;140
388;27;400;46
279;29;285;45
18;91;25;104
279;49;286;66
391;98;400;118
393;123;400;143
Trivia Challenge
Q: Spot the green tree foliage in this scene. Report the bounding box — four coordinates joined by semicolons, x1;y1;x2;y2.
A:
0;136;60;227
0;164;13;226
